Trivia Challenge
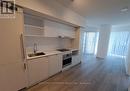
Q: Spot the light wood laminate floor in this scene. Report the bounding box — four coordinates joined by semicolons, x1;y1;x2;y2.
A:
27;55;130;91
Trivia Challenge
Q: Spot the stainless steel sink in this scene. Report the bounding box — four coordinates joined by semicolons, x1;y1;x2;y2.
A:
28;52;45;57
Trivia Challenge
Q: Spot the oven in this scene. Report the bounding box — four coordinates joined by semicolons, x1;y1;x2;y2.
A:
62;53;72;68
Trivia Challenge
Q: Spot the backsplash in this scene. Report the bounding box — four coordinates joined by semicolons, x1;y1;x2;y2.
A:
25;37;73;53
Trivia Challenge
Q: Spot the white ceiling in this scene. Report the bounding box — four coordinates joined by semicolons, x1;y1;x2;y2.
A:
56;0;130;27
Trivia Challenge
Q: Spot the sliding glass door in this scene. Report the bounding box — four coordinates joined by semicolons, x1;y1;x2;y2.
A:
82;32;99;55
108;31;130;58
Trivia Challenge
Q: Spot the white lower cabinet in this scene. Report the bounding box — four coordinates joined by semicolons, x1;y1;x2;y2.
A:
72;55;81;66
27;57;49;86
48;54;62;77
27;54;62;86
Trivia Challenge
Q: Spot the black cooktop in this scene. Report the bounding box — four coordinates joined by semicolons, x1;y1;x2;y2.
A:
57;49;70;52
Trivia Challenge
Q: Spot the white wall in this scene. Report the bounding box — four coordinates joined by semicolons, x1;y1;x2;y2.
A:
85;26;99;32
16;0;86;27
96;25;111;58
112;25;130;32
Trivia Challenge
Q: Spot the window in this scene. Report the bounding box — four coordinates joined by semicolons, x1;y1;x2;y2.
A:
82;32;99;55
108;31;130;58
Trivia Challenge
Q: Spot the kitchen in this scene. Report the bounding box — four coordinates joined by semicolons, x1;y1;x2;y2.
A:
24;12;81;86
0;1;83;90
1;0;130;91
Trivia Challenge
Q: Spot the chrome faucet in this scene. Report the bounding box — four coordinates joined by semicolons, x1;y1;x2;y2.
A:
33;43;37;54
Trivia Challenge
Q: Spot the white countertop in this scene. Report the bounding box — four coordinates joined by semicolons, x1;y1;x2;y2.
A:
26;51;62;60
26;49;79;60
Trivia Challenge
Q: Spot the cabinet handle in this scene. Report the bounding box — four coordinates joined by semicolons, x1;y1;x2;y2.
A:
24;63;27;70
20;34;26;61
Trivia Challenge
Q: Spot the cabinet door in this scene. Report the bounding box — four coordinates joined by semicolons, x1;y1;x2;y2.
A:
48;54;62;77
0;9;27;91
0;62;27;91
27;57;48;86
72;55;80;66
61;28;76;38
44;20;75;38
57;54;62;72
44;20;59;37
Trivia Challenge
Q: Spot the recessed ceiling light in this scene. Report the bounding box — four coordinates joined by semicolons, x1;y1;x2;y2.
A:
121;7;128;12
70;0;74;2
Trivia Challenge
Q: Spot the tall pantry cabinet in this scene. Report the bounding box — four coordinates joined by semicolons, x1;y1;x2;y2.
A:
0;8;27;91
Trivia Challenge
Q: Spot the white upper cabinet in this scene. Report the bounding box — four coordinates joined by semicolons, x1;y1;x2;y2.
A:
24;14;76;38
44;20;60;37
44;20;76;38
24;14;44;37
